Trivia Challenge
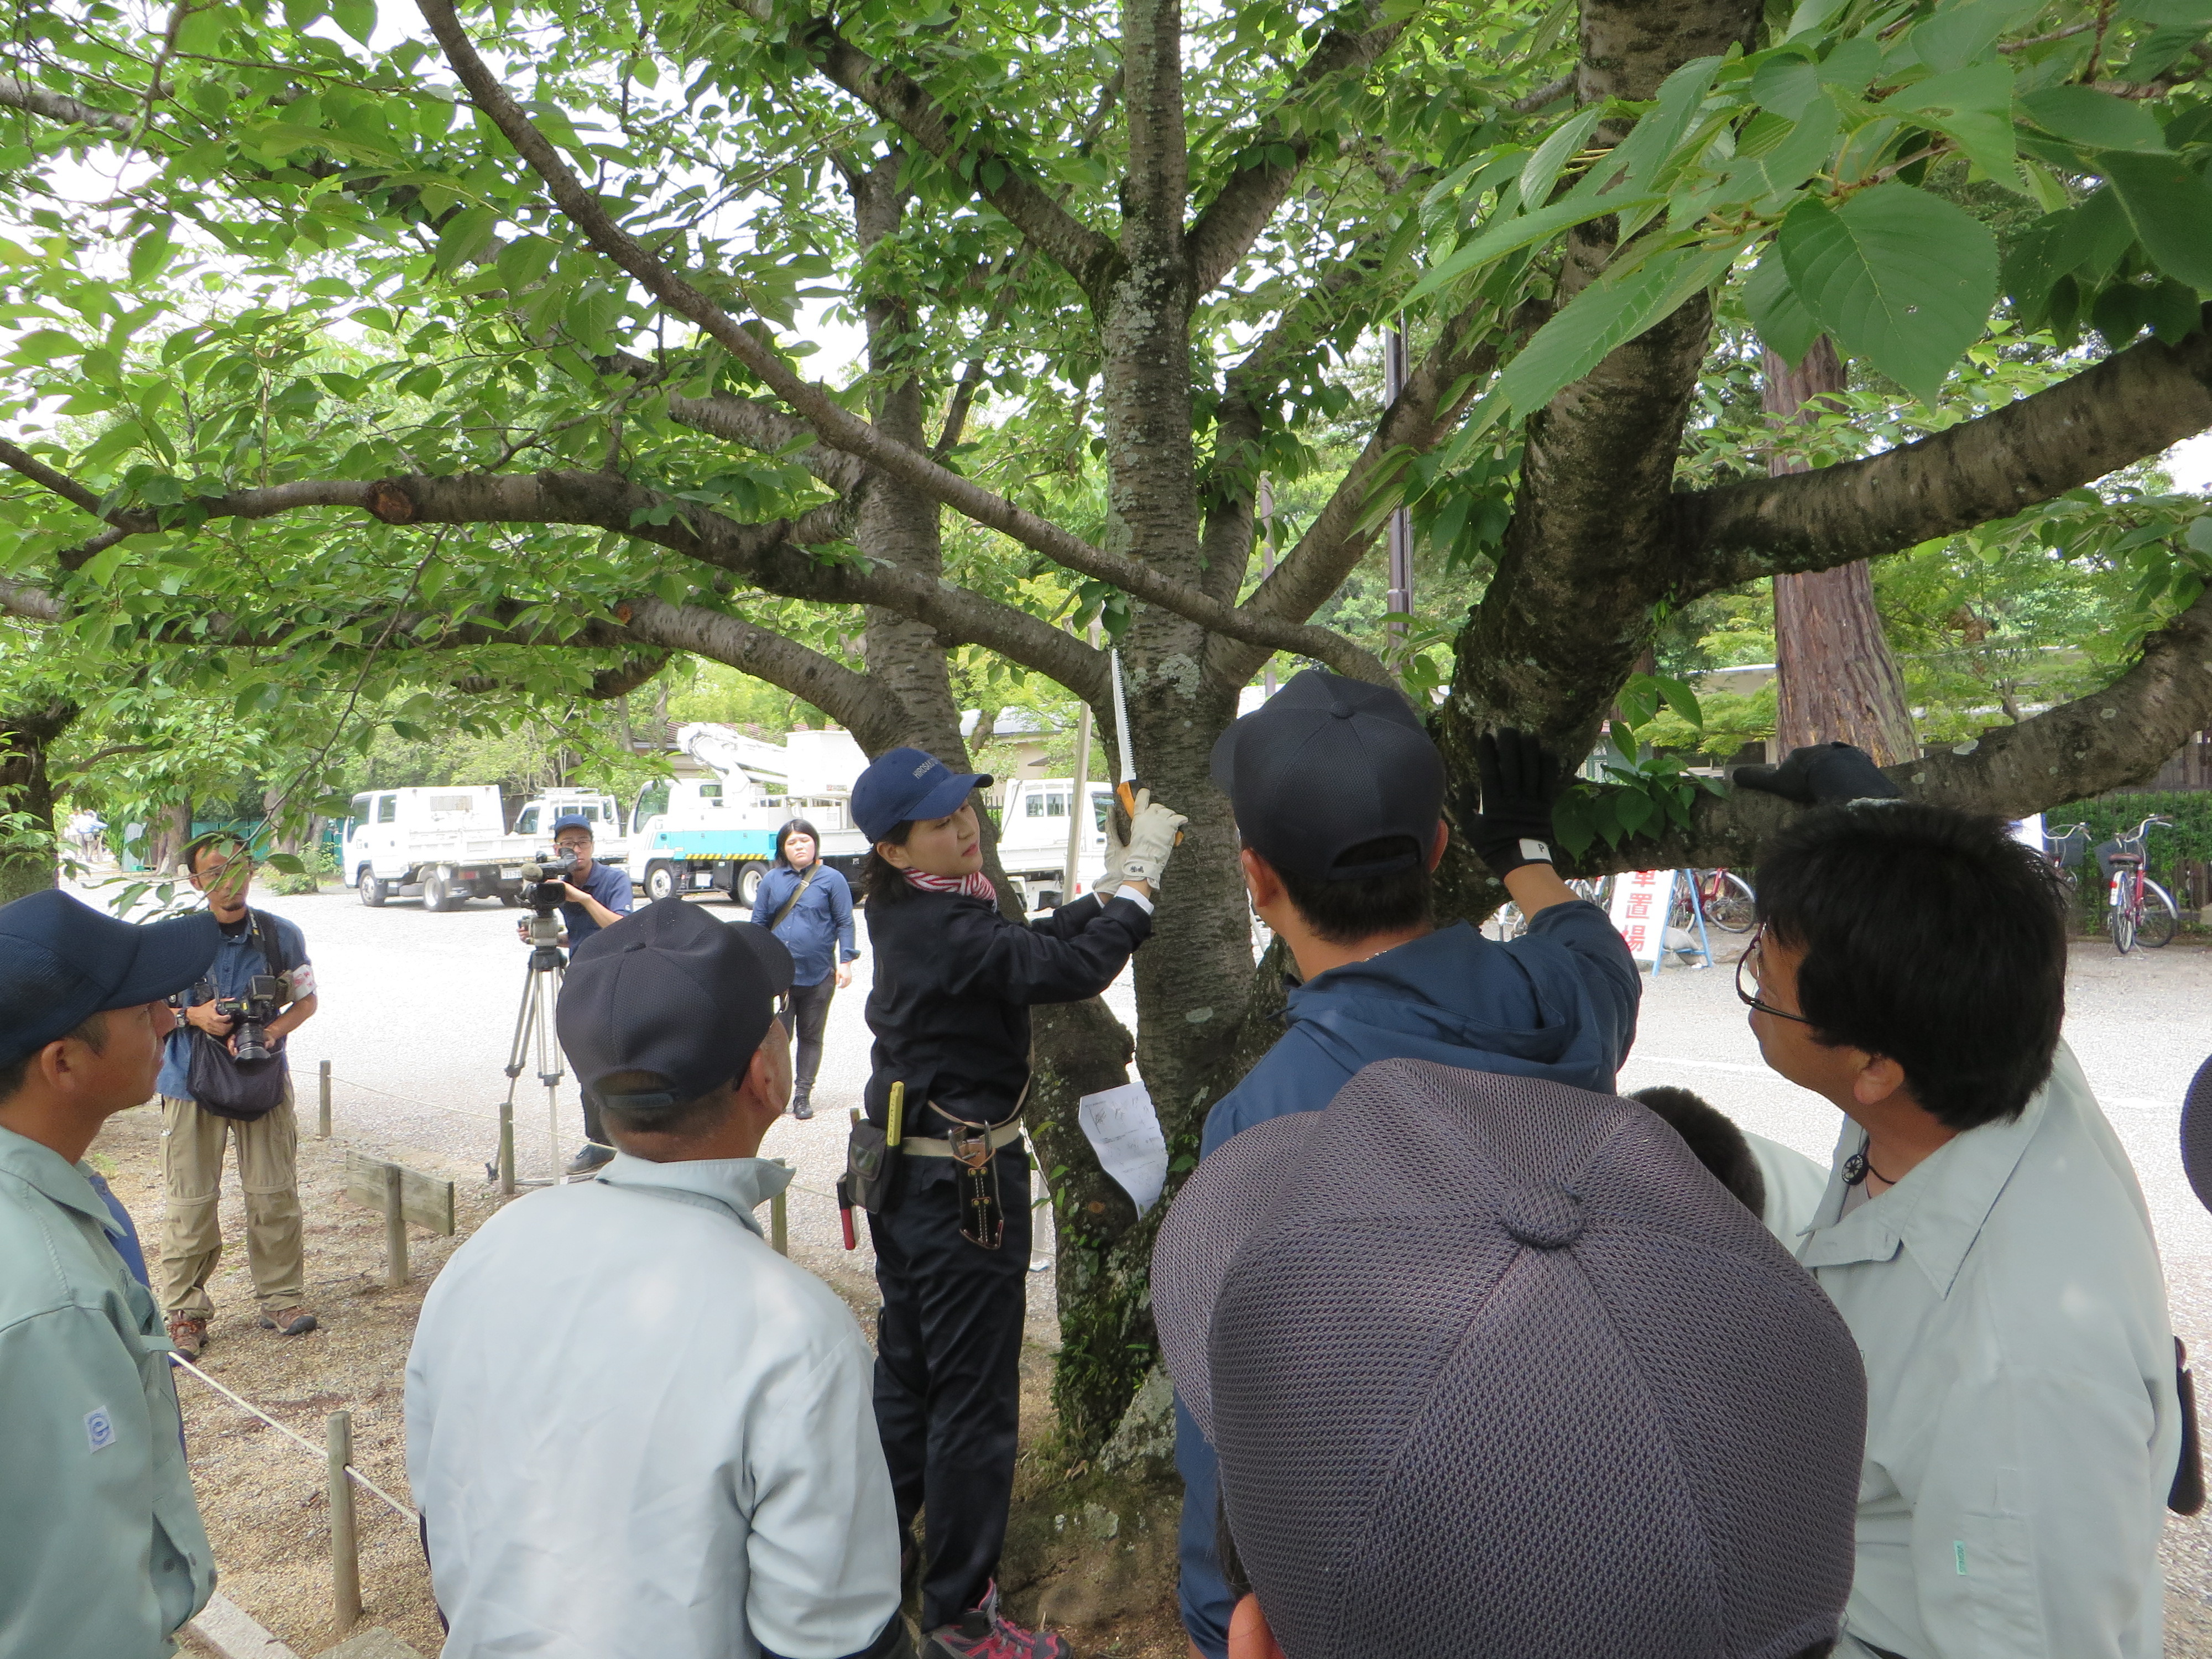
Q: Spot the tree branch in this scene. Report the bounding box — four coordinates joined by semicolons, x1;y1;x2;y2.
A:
414;0;1375;676
1674;312;2212;597
0;75;134;131
1185;3;1411;294
0;440;108;515
724;1;1124;306
614;596;900;744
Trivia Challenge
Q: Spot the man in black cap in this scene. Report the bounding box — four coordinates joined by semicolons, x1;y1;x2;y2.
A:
1154;1057;1866;1659
406;898;907;1659
1173;671;1640;1657
0;888;222;1658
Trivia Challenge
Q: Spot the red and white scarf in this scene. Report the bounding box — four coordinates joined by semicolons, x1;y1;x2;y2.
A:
901;867;998;901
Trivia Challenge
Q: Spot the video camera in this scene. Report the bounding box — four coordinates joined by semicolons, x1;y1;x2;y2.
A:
215;975;284;1064
519;849;581;912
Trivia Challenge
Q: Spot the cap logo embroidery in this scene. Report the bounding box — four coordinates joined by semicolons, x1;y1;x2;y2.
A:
912;760;938;779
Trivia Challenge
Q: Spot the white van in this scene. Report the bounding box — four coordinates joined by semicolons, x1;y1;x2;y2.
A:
343;786;525;910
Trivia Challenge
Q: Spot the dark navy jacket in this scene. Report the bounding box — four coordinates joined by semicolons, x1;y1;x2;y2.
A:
863;887;1149;1136
1176;899;1640;1657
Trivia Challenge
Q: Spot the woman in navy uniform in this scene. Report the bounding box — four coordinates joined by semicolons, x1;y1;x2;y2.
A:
849;747;1182;1659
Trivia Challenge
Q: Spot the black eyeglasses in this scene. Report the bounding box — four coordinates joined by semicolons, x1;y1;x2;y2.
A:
1736;925;1814;1026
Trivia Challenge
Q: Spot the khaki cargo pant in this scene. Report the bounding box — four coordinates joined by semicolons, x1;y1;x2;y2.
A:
158;1083;305;1318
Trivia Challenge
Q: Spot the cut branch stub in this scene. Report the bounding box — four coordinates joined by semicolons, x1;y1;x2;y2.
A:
365;480;418;524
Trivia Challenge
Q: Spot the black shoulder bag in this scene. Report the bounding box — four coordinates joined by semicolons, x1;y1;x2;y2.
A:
184;910;294;1121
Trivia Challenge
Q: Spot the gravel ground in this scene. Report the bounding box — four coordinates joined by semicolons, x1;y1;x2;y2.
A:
88;874;2212;1652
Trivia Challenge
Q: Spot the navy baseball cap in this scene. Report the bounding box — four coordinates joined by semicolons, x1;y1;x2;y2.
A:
549;814;594;837
1209;669;1444;880
851;747;992;843
556;898;794;1114
0;890;221;1069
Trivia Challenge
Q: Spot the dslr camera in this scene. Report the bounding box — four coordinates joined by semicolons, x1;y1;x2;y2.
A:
215;976;285;1065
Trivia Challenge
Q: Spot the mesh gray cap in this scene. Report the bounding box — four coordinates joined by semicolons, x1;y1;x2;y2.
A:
1154;1060;1865;1659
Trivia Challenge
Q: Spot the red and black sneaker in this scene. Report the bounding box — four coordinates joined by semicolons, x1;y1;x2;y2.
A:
922;1582;1072;1659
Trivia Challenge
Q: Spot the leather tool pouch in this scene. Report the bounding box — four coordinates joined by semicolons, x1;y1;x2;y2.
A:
846;1119;901;1216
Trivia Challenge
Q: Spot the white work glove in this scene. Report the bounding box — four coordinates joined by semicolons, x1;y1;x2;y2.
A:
1118;790;1187;886
1094;816;1129;899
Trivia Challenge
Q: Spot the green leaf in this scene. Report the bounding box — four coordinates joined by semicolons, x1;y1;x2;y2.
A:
330;0;375;44
1745;252;1824;367
1494;238;1748;416
1598;56;1723;197
1750;52;1822;120
1519;106;1607;208
1654;675;1705;729
2091;280;2146;346
128;227;175;286
1885;62;2018;187
432;206;499;274
1405;189;1668;304
2020;86;2169;152
1713;94;1840;206
494;236;559;290
2145;276;2204;343
2118;23;2212;81
1907;0;2043;72
2121;0;2212;24
9;328;81;364
2098;149;2212;289
2187;515;2212;555
1776;183;1997;405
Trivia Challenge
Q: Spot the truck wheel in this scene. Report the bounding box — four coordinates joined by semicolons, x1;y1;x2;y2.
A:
421;872;451;912
645;862;679;902
497;891;519;908
737;863;764;907
358;869;388;907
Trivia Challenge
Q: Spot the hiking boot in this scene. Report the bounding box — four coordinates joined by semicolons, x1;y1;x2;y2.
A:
566;1144;615;1176
792;1100;815;1120
924;1583;1071;1659
257;1307;319;1336
166;1314;206;1360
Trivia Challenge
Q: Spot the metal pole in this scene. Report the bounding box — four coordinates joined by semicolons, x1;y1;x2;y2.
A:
1383;326;1414;645
770;1158;789;1257
317;1060;331;1139
382;1162;408;1288
1257;475;1281;698
327;1411;361;1634
1062;633;1094;904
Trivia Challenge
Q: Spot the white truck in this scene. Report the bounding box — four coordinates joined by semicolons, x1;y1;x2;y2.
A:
992;778;1118;912
627;724;872;907
342;786;624;910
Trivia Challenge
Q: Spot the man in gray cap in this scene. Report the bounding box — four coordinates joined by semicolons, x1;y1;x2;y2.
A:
1175;672;1640;1655
1154;1057;1867;1659
0;888;223;1658
407;898;907;1659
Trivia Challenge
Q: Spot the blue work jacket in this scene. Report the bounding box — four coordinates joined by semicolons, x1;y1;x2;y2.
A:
750;863;857;989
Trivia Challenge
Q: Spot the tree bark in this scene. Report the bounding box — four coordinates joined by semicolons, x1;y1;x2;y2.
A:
1766;342;1918;763
0;701;76;903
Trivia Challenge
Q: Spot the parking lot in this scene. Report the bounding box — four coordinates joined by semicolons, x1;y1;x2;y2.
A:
126;877;2212;1642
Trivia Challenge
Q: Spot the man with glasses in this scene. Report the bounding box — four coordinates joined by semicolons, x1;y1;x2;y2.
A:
1735;746;2179;1659
522;813;635;1175
156;834;320;1358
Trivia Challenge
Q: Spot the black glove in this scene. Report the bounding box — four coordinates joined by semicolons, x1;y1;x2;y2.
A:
1471;728;1564;877
1731;741;1901;806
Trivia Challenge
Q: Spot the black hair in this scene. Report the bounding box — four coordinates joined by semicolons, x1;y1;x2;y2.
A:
1756;801;2066;1131
861;820;916;908
593;1071;738;1142
182;832;247;875
774;818;823;869
1632;1086;1767;1219
1264;835;1433;946
0;1011;109;1103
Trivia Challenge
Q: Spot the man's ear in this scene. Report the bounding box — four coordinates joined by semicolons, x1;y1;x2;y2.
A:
1238;847;1281;909
1852;1053;1912;1111
1227;1594;1286;1659
1425;818;1449;873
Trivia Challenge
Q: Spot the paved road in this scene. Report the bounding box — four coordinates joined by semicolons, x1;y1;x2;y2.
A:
144;878;2212;1640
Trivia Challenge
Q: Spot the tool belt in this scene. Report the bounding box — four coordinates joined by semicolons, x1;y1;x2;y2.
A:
904;1119;1025;1161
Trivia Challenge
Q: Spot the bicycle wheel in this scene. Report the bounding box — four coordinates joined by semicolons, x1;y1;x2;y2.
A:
2141;880;2179;948
2111;896;2137;954
1706;872;1756;932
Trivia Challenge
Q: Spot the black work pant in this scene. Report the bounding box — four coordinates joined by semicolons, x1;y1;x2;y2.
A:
870;1145;1031;1631
779;975;836;1101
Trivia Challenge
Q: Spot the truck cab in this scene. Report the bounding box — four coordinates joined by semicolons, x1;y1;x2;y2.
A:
992;779;1117;911
343;786;518;910
629;776;784;907
513;791;626;861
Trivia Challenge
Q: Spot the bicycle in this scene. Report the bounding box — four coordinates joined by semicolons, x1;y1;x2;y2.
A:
1670;868;1756;934
2104;815;2179;954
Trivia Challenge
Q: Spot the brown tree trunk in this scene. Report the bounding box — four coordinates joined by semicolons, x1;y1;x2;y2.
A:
1766;342;1918;764
0;700;76;903
148;797;191;876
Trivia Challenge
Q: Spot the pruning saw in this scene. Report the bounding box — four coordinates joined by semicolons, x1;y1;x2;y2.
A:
1108;649;1181;846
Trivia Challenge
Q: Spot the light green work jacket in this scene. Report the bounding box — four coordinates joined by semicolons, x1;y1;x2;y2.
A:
0;1123;215;1656
1796;1044;2179;1659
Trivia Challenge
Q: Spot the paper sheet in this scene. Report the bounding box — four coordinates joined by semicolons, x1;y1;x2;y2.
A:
1077;1080;1170;1214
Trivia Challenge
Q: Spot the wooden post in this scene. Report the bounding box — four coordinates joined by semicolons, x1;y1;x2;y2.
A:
317;1061;331;1139
382;1162;408;1287
498;1097;515;1196
770;1158;789;1257
327;1411;361;1634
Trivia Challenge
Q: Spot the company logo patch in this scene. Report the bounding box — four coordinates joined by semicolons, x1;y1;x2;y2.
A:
911;759;939;779
85;1406;116;1452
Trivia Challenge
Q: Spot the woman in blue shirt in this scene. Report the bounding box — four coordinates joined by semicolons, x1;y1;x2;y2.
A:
750;820;857;1119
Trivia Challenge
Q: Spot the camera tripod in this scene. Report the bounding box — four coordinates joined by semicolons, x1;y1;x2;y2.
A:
491;907;569;1192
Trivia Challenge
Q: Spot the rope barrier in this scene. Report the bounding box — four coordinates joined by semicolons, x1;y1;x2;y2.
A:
170;1353;419;1522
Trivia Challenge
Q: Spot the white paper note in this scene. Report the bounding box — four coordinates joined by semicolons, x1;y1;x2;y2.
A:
1077;1080;1170;1214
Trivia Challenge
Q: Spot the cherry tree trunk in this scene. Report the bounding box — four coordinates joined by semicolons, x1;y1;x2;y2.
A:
0;701;76;902
1766;342;1919;764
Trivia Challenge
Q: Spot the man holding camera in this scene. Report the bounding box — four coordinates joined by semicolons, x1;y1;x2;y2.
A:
158;833;319;1359
520;814;635;1173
